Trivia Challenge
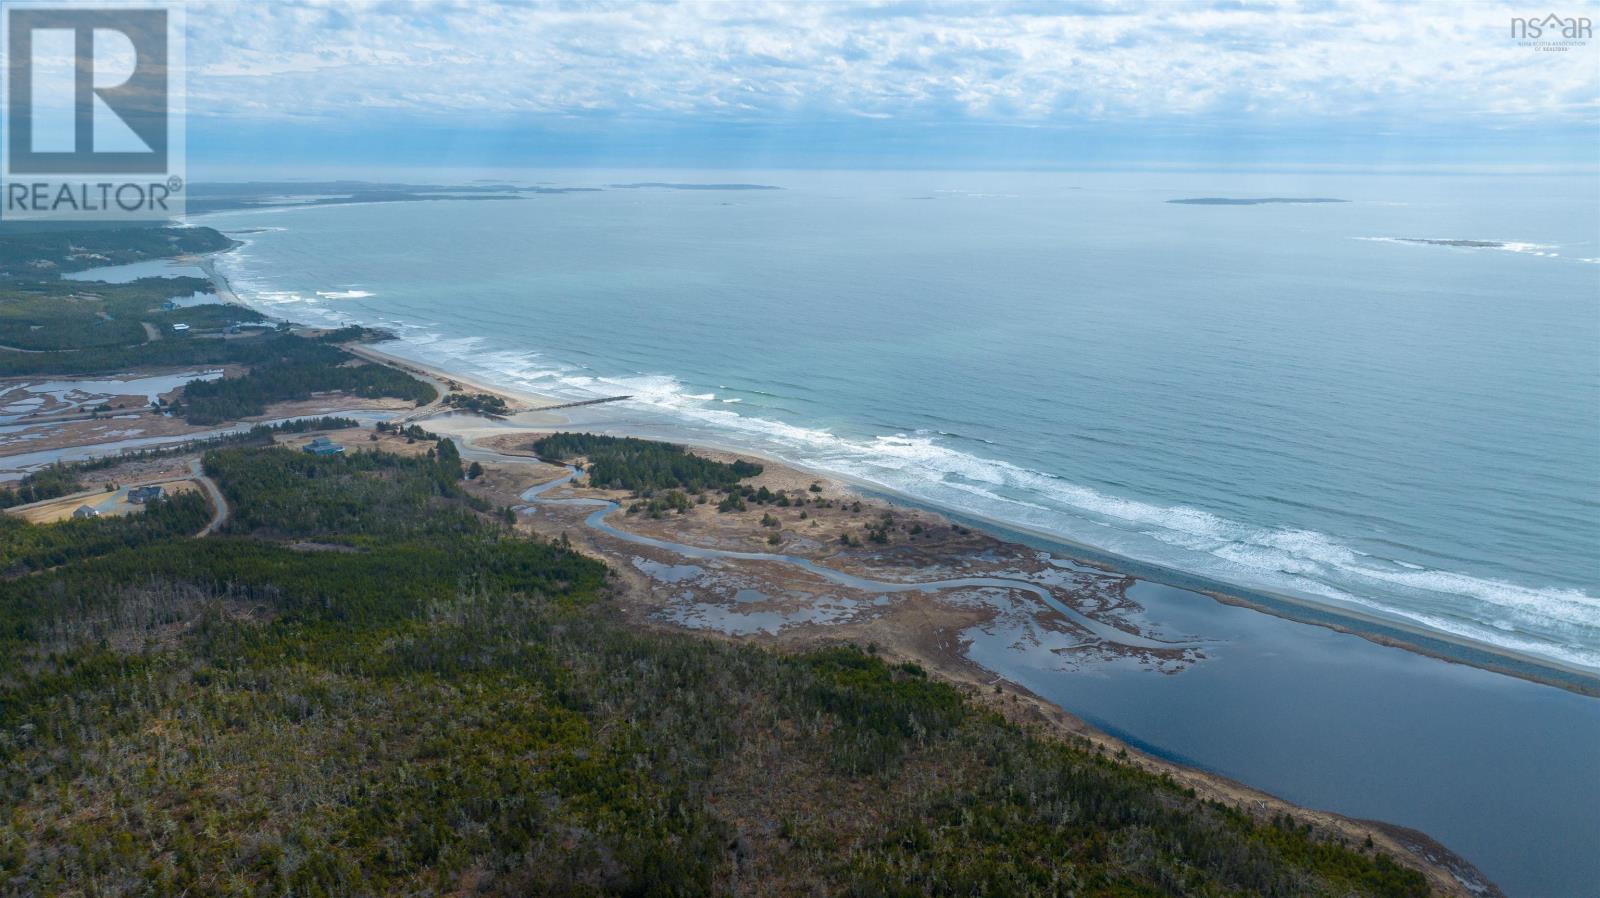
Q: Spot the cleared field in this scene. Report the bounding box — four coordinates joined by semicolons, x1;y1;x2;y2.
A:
7;479;200;524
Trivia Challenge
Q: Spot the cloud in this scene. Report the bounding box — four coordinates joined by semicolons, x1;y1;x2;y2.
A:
184;2;1595;121
179;0;1597;168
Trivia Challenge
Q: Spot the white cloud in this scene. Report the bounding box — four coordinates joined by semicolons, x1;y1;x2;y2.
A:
183;0;1599;128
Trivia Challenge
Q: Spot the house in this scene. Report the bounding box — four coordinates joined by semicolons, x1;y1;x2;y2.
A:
171;322;190;332
72;505;99;519
160;300;180;311
303;436;345;456
128;485;164;504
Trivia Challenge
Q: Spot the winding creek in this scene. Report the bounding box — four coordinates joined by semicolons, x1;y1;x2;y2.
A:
481;446;1600;897
2;420;1594;893
515;463;1188;652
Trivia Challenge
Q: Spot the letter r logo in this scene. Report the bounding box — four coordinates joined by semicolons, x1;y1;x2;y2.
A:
6;7;167;174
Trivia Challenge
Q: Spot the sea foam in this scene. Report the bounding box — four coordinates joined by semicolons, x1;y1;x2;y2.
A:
212;242;1600;675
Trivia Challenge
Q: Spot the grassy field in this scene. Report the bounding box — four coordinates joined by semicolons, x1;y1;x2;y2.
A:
4;479;199;524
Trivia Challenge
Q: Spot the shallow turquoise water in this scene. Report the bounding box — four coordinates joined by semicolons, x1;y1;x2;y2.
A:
201;170;1600;674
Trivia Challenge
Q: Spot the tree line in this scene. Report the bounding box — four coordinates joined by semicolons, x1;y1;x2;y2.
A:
0;441;1436;898
533;431;762;492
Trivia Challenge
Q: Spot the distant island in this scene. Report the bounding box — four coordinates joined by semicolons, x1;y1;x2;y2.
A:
1167;197;1350;205
520;186;603;194
607;182;781;190
1390;237;1504;248
182;181;778;212
306;190;522;206
185;180;531;213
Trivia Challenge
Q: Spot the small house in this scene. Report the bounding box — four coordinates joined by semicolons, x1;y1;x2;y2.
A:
128;485;164;504
160;300;180;311
303;437;345;456
72;505;99;519
171;323;190;332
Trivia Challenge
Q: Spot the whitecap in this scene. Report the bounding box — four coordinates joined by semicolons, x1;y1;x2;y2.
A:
198;249;1600;674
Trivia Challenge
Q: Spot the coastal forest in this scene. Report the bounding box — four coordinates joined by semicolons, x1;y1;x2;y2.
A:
171;337;436;424
0;226;233;276
0;227;239;353
0;227;1439;896
534;431;764;492
0;438;1437;897
0;227;437;425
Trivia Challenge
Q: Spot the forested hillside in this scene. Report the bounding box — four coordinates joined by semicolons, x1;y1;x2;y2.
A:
0;442;1436;897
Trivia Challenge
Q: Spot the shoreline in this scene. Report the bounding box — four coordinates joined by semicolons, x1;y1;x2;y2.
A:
668;436;1600;696
878;490;1600;695
199;247;1597;696
382;345;1598;696
199;244;1599;696
11;244;1582;894
458;430;1498;898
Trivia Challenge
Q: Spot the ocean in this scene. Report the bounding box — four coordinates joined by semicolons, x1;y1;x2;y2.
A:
191;170;1600;897
202;170;1600;674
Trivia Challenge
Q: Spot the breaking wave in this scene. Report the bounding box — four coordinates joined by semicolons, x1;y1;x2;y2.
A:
375;334;1600;672
213;244;1600;675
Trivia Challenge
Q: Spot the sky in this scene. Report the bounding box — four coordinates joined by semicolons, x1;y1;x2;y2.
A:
180;0;1600;176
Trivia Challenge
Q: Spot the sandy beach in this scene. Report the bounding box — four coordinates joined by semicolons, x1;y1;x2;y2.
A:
242;416;1491;898
0;283;1559;895
83;250;1600;696
332;341;1598;698
136;400;1552;891
98;244;1582;895
5;4;1593;890
2;382;1509;893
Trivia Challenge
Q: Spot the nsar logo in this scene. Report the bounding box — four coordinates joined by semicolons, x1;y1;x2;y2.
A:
1510;13;1593;51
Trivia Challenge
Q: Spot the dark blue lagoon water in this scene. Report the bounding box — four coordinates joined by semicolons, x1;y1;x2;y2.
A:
192;171;1600;895
966;581;1600;898
500;455;1600;898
